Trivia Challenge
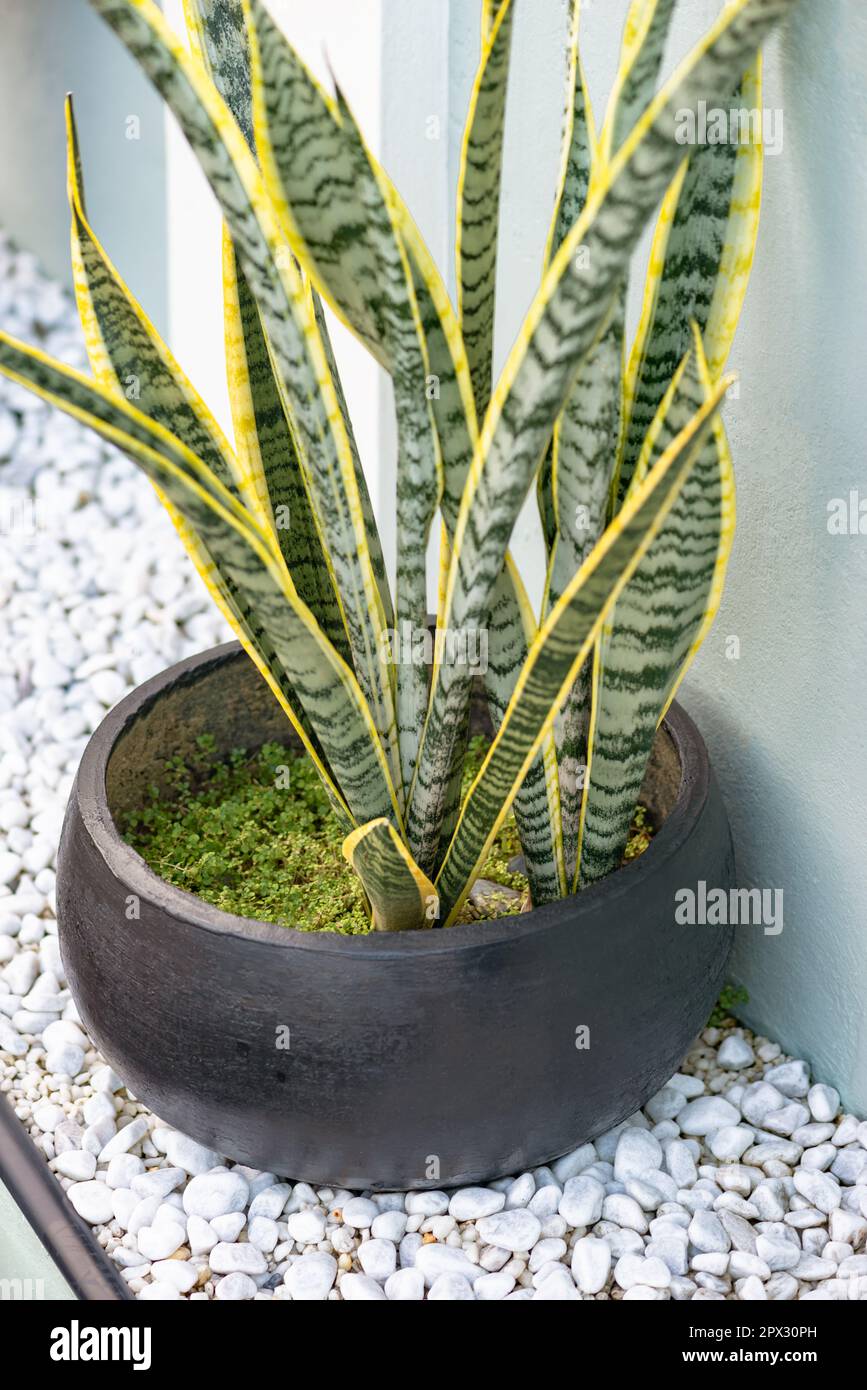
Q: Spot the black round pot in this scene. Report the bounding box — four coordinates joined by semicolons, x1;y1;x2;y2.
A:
57;641;735;1190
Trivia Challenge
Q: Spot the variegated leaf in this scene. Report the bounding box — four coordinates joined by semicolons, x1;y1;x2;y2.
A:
66;96;240;499
183;0;253;142
66;98;339;790
616;58;763;503
187;0;394;633
342;819;436;932
244;0;386;364
543;0;595;268
533;0;605;879
309;282;395;631
408;0;794;881
577;328;736;888
388;204;566;896
0;331;402;830
542;0;677;872
600;0;678;165
222;233;352;664
435;374;731;923
333;88;442;803
538;0;596;559
90;0;402;804
456;0;515;421
542;294;625;879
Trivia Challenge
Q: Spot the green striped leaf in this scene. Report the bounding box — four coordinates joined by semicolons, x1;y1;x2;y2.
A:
538;0;595;558
342;820;436;932
533;0;604;879
66;99;341;792
183;0;253;142
577;328;735;888
616;57;763;503
0;331;401;830
66;97;240;500
543;0;595;268
223;235;352;665
482;562;566;904
244;0;386;365
480;0;507;46
90;0;402;804
309;282;395;632
456;0;515;421
600;0;678;163
409;0;795;881
435;374;731;923
387;206;566;897
541;0;676;872
187;0;393;635
333;88;442;803
542;294;625;879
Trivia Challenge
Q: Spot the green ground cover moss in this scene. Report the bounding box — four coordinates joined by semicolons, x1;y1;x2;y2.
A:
122;735;654;934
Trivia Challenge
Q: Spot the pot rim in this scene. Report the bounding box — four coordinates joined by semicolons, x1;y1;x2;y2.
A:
73;641;709;958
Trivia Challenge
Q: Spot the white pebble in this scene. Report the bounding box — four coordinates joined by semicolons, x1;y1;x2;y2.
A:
284;1251;337;1300
67;1180;115;1225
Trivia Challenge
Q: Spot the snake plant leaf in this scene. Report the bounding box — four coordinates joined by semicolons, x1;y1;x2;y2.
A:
544;0;595;269
540;0;676;873
484;563;567;905
90;0;402;800
436;373;731;924
480;0;508;46
222;233;353;665
183;0;253;142
577;327;735;889
542;294;625;879
383;202;565;894
381;202;568;900
333;86;442;802
616;57;764;503
342;820;436;933
0;330;400;828
67;98;332;771
186;0;394;634
534;0;611;878
456;0;515;421
243;0;476;506
414;222;565;898
0;331;406;831
409;0;794;878
537;0;595;559
599;0;678;166
243;0;386;366
66;97;240;500
308;282;395;632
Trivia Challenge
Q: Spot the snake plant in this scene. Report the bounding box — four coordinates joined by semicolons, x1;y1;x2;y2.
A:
0;0;795;929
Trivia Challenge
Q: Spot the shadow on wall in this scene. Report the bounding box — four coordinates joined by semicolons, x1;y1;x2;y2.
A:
0;0;167;335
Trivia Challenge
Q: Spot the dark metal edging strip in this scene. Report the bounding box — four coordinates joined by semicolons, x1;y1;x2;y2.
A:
0;1093;131;1301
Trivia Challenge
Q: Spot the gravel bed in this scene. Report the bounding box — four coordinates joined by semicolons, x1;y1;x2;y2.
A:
1;235;866;1302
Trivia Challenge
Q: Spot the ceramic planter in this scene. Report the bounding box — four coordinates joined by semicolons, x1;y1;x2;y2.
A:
56;642;735;1190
